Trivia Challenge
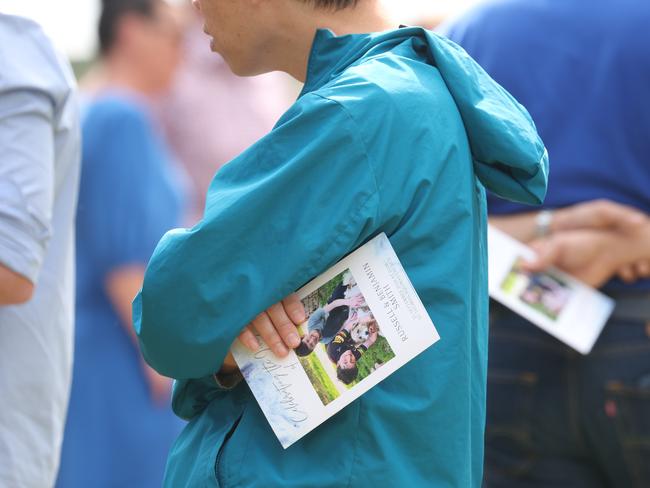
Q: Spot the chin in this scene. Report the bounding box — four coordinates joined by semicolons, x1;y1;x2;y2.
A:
219;52;271;77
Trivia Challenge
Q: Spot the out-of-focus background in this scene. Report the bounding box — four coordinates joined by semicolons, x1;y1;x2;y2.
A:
0;0;481;66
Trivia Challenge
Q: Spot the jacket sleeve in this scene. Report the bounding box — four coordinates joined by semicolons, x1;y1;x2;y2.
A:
133;94;380;379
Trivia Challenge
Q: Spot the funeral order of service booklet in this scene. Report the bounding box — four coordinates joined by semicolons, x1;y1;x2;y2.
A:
488;225;615;354
232;233;440;448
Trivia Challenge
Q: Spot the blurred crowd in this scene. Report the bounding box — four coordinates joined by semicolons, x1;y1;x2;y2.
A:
0;0;648;487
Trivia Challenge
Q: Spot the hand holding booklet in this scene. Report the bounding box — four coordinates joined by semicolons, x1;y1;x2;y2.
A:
488;226;615;354
231;233;439;448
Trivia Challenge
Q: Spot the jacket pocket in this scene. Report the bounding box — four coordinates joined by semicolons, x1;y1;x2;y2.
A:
214;411;244;488
163;401;245;488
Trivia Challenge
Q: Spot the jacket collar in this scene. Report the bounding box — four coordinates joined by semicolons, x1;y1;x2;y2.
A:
299;28;419;98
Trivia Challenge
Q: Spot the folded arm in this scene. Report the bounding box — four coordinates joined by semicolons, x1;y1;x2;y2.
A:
133;95;380;380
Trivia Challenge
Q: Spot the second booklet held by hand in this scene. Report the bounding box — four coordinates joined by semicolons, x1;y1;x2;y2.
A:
488;225;614;355
231;233;440;448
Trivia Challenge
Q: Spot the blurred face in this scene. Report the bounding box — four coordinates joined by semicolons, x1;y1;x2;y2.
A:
136;2;184;91
192;0;270;75
367;321;377;334
338;350;357;369
303;330;321;350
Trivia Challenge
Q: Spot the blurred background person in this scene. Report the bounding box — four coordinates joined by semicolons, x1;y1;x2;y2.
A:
154;5;293;223
55;1;187;487
0;13;80;488
443;1;650;486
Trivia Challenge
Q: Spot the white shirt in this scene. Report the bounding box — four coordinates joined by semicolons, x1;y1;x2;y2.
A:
0;14;80;488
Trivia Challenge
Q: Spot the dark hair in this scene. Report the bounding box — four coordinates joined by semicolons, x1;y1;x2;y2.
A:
99;0;158;54
306;0;359;10
294;342;313;357
336;365;358;384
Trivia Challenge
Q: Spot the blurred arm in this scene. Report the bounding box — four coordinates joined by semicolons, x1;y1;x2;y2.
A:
106;265;172;403
490;199;648;243
0;89;55;305
0;265;34;305
490;212;539;243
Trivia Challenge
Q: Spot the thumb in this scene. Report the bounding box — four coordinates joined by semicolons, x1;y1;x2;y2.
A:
523;238;562;272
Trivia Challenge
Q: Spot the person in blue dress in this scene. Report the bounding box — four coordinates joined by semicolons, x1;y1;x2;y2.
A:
56;1;186;487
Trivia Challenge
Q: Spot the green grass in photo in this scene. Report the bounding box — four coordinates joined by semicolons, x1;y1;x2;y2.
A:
317;272;345;307
500;271;518;294
298;353;340;406
524;301;559;321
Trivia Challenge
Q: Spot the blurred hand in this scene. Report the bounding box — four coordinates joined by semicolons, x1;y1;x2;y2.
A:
142;361;172;404
617;259;650;283
553;199;647;233
523;229;626;287
234;293;306;359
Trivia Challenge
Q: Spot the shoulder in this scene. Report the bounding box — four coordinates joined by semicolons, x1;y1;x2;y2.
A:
332;329;348;344
0;14;76;105
83;96;155;147
84;95;149;127
81;96;163;182
313;47;453;137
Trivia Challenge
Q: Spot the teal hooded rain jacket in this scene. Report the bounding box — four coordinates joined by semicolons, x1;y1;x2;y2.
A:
133;27;548;487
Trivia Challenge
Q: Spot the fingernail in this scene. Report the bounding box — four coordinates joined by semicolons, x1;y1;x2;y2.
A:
288;333;300;348
292;309;307;323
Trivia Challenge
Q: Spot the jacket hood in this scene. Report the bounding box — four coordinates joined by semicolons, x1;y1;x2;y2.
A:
301;27;549;205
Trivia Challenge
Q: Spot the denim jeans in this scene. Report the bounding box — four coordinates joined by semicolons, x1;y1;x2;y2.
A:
484;303;650;488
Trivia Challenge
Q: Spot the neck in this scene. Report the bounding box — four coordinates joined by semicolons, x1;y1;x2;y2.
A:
99;51;155;96
273;0;393;81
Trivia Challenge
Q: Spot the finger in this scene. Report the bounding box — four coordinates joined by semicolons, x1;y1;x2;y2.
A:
281;293;307;324
238;325;259;352
266;301;301;349
618;265;637;283
598;201;646;231
250;312;288;357
634;260;650;277
523;239;561;271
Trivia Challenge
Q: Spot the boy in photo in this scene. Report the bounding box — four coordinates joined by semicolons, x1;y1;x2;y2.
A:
327;317;378;384
295;294;366;356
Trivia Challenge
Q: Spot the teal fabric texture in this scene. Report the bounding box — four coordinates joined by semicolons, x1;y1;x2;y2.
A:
133;27;548;487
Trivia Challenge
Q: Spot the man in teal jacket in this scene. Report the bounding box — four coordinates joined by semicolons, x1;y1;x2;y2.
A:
133;0;548;486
